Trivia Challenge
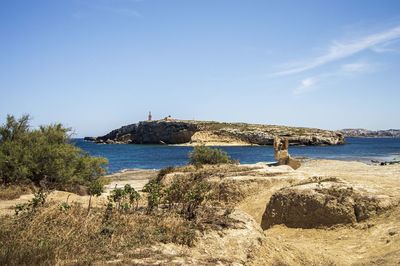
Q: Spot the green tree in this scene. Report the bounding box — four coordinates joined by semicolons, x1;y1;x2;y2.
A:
0;114;108;190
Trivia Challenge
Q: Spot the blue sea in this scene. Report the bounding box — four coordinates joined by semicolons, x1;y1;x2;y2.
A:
72;138;400;173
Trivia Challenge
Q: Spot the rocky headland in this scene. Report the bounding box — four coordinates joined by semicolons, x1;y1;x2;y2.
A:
85;119;345;146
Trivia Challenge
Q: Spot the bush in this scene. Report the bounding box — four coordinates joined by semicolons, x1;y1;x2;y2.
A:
189;145;233;166
107;184;141;212
143;179;164;212
14;190;47;215
0;115;108;189
87;180;104;212
168;174;211;219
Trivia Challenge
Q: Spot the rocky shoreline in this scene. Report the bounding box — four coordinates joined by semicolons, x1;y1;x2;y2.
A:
85;119;345;146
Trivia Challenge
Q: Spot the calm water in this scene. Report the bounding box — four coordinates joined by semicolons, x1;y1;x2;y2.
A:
72;138;400;173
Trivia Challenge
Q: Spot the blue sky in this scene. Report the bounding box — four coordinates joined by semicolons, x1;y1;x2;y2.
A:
1;0;400;137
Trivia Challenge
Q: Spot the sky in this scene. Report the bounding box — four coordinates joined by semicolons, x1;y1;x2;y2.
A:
1;0;400;137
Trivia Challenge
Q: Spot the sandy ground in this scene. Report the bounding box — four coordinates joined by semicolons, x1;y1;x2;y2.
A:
237;160;400;265
1;160;399;265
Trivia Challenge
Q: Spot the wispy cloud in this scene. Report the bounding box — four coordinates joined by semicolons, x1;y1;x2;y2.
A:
293;61;376;95
340;62;375;73
274;25;400;76
293;77;319;95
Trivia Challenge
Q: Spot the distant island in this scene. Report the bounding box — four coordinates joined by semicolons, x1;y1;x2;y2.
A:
340;128;400;138
85;116;345;146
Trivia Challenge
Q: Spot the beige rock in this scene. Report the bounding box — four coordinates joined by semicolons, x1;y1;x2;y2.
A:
261;180;394;229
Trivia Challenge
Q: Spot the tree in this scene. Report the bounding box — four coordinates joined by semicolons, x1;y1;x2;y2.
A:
0;114;108;190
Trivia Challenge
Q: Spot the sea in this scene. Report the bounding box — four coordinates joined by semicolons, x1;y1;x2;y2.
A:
72;138;400;173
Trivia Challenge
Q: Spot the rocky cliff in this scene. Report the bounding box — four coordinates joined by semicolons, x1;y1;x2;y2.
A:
85;120;345;146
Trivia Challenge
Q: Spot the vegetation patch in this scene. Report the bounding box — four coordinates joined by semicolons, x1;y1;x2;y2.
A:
0;115;108;191
0;203;197;265
189;145;234;166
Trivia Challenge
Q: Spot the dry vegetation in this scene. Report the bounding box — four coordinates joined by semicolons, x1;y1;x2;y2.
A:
0;185;33;200
0;203;197;265
0;153;246;265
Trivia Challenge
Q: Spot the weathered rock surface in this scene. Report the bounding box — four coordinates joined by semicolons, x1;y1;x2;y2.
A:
134;121;198;144
261;179;394;229
126;210;266;265
85;120;345;146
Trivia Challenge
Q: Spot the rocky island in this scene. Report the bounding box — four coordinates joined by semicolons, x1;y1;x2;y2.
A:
85;118;345;146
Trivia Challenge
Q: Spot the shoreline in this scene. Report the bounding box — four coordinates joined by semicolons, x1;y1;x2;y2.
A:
105;155;400;174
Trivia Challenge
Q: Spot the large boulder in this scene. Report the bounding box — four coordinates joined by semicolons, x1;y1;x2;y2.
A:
261;180;394;229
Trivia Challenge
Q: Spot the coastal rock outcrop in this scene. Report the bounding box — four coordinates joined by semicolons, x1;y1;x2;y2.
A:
85;120;345;146
261;179;394;229
135;121;198;144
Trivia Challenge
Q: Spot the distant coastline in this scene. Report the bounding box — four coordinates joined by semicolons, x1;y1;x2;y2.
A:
340;129;400;138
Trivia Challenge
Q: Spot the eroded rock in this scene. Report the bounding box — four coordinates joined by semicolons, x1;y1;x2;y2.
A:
261;180;394;229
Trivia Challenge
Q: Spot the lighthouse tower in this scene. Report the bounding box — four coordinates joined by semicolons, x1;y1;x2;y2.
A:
148;111;152;121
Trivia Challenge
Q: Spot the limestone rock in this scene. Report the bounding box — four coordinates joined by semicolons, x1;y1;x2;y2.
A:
261;180;394;229
85;120;345;146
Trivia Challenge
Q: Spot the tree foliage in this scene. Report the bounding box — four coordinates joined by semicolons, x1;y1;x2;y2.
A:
189;145;233;166
0;114;108;189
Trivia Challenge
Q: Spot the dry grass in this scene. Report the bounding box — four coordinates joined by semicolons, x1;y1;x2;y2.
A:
0;202;198;265
0;185;32;200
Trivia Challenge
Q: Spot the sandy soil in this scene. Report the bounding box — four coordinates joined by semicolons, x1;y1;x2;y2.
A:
1;160;399;265
237;160;400;266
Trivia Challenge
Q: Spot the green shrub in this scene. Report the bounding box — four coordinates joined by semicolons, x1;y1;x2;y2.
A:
0;115;108;189
107;184;141;212
14;190;47;215
142;179;164;212
87;180;104;212
189;145;233;166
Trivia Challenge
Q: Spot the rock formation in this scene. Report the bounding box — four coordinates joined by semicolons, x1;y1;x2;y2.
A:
261;178;394;229
273;137;301;169
85;119;345;146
